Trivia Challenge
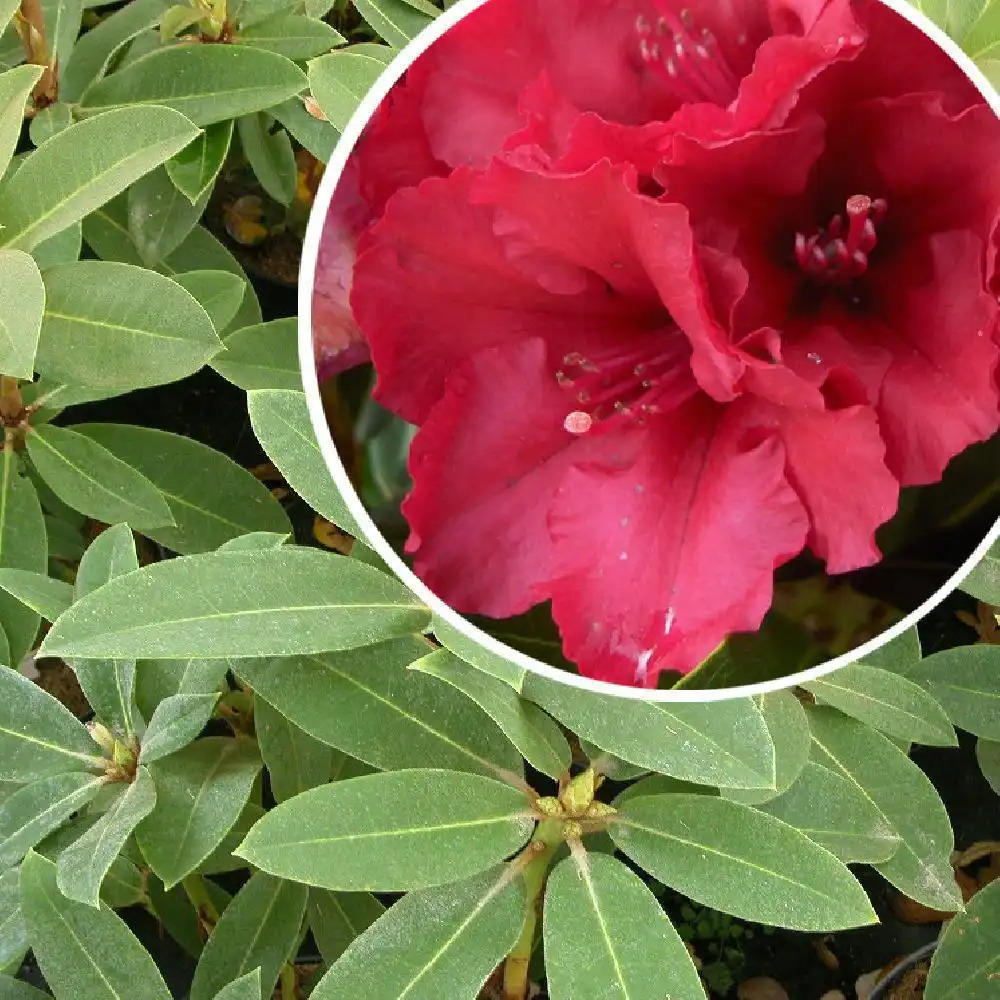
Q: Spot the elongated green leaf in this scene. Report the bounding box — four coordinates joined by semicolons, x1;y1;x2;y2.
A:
35;261;222;391
308;888;385;966
270;96;338;162
82;46;307;126
307;50;386;131
0;979;51;1000
0;867;26;967
0;65;42;184
166;119;233;205
977;738;1000;795
0;667;99;781
247;388;359;535
0;569;72;621
759;761;902;863
212;971;261;1000
134;658;228;722
411;649;570;780
127;166;210;266
0;457;45;668
0;249;43;384
860;626;922;673
352;0;435;46
189;871;306;1000
0;0;19;33
137;737;261;886
41;547;428;660
237;12;343;60
236;113;296;206
145;873;232;960
960;539;1000;605
612;794;877;931
70;424;288;552
55;767;156;906
804;664;957;747
253;696;332;802
194;801;265;877
0;106;200;251
140;693;219;764
60;0;168;102
903;645;1000;740
807;706;961;911
238;769;533;891
723;690;810;804
20;850;172;1000
523;674;774;789
309;867;524;1000
545;850;705;1000
925;875;1000;998
0;772;104;870
432;616;527;690
212;319;299;391
41;0;82;77
235;637;526;779
174;270;246;334
27;424;175;530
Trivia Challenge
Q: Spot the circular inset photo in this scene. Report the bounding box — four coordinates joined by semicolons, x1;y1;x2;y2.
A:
301;0;1000;695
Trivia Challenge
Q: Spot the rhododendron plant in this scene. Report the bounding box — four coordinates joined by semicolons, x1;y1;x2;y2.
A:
313;0;1000;686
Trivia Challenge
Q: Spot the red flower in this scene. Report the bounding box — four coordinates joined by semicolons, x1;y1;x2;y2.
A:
326;0;1000;685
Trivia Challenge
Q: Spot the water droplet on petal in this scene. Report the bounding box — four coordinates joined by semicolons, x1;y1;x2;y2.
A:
664;607;676;636
806;352;823;365
564;411;593;435
619;551;628;561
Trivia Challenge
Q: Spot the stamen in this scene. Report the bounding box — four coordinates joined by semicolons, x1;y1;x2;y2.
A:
794;195;886;285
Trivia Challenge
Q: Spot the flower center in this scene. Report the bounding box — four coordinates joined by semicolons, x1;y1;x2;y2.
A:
557;335;694;435
635;7;742;106
794;195;887;285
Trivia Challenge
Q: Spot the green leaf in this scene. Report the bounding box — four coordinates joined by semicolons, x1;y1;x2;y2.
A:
247;389;360;535
34;260;222;391
140;693;219;764
431;615;527;691
544;850;706;1000
253;696;332;802
44;515;86;562
0;772;104;870
194;801;265;877
270;96;338;162
0;569;72;621
174;270;247;334
41;0;83;77
236;12;344;59
189;871;307;1000
238;769;533;891
0;0;19;33
55;766;156;906
723;690;811;805
235;636;526;779
759;761;902;863
804;664;957;747
212;318;300;391
19;850;172;1000
925;876;1000;998
145;874;232;959
807;706;962;911
307;50;386;131
0;458;45;668
0;868;27;967
211;971;261;1000
959;539;1000;605
127;166;210;266
860;626;922;673
27;424;175;531
0;106;200;251
166;119;234;205
309;867;524;1000
73;423;291;552
307;888;385;966
41;547;428;660
60;0;167;102
351;0;435;46
0;249;43;381
218;532;289;552
0;666;99;781
137;737;260;888
410;648;571;780
31;220;82;269
611;794;877;931
81;46;308;126
134;658;228;722
236;113;297;206
977;738;1000;795
0;978;51;1000
0;65;43;178
523;675;775;789
903;645;1000;740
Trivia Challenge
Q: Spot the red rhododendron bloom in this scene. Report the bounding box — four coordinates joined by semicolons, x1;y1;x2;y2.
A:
316;0;1000;686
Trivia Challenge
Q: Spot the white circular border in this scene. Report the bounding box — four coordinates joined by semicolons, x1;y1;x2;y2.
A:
299;0;1000;703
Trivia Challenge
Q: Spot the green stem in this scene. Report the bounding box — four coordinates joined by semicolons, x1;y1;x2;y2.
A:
181;874;220;934
279;962;297;999
502;819;563;1000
